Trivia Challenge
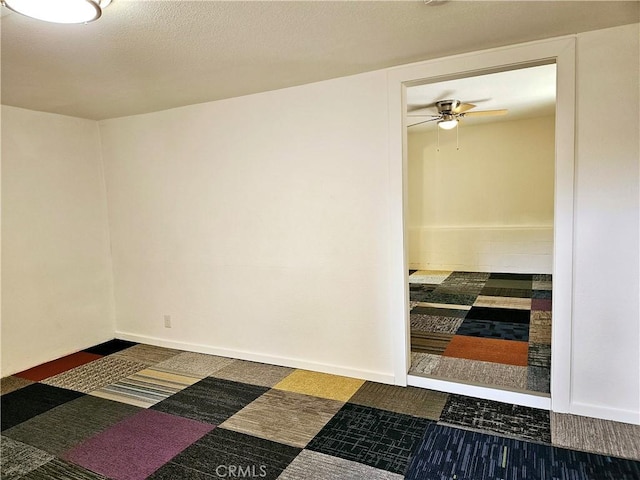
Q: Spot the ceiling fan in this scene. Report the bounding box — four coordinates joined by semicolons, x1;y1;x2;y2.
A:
407;99;507;129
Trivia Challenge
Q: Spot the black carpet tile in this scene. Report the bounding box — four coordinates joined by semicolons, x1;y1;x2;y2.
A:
532;289;553;299
409;306;468;318
408;270;418;275
466;306;531;324
83;339;138;356
490;273;534;281
19;458;109;480
406;423;640;480
412;292;478;306
0;436;55;480
529;343;552;368
480;286;532;298
528;366;551;393
439;394;551;444
149;427;300;480
3;395;141;455
455;318;530;341
1;383;84;431
307;403;432;475
408;286;438;302
151;377;269;425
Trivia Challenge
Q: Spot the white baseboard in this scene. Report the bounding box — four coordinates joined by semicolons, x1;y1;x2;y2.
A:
407;374;551;410
115;331;395;385
568;401;640;426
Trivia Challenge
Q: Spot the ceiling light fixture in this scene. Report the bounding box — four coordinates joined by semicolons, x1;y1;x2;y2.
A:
2;0;111;24
438;119;458;130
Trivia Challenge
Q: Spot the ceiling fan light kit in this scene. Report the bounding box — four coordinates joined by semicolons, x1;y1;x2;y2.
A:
2;0;111;24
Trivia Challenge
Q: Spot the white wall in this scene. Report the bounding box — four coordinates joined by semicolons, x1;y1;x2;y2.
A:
99;71;396;382
407;116;555;273
1;106;115;376
570;24;640;423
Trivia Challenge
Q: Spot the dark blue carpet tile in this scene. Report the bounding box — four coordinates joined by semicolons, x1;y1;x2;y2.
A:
406;424;640;480
306;403;432;475
439;394;551;444
83;339;137;355
480;287;532;298
151;377;269;425
149;428;301;480
466;306;531;324
455;318;530;341
410;306;468;318
532;290;553;299
1;383;84;431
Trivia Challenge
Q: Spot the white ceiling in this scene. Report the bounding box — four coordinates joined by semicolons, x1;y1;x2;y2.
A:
406;63;557;131
1;0;638;120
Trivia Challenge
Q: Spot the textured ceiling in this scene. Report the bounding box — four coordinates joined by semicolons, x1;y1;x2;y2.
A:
1;1;638;120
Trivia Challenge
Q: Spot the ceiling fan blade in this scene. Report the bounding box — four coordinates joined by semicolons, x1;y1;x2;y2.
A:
454;103;476;113
408;118;440;127
407;103;438;113
463;109;508;117
406;114;441;117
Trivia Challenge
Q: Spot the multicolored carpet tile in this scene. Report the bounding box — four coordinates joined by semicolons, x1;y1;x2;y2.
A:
409;270;552;394
1;340;638;479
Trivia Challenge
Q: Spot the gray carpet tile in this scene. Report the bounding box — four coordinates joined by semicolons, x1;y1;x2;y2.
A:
409;306;468;318
409;353;440;376
3;395;141;455
278;449;403;480
151;377;269;425
113;344;182;365
532;274;553;282
1;376;34;395
221;389;344;448
19;458;109;480
349;382;448;420
211;360;294;388
149;427;300;480
154;352;236;377
528;343;551;368
42;356;147;393
439;394;551;443
431;357;527;390
552;413;640;461
0;436;54;480
527;366;551;393
410;314;464;334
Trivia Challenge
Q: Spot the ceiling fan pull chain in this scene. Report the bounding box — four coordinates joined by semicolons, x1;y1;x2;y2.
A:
437;125;440;152
456;122;459;150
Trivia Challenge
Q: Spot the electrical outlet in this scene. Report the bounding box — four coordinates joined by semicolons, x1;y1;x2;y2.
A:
164;315;172;328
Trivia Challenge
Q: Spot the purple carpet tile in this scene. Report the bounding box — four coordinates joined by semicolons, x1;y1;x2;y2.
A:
62;409;214;480
531;298;552;311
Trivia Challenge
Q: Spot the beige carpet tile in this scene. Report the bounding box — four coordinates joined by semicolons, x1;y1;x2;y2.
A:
349;382;448;420
529;323;552;345
409;353;441;376
113;344;182;365
431;357;528;390
42;356;147;393
531;310;552;326
1;376;34;395
278;449;403;480
274;370;364;402
532;280;553;290
90;366;202;408
408;270;452;285
211;360;294;388
221;389;344;448
410;315;464;334
154;351;235;377
415;302;471;311
551;412;640;461
473;296;532;310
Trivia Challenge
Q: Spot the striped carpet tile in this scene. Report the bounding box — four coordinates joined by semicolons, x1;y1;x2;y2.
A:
90;367;203;408
278;450;403;480
19;458;109;480
0;436;54;480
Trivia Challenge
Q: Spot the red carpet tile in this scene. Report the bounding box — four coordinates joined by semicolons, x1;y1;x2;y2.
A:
532;298;552;311
15;352;103;381
443;336;528;366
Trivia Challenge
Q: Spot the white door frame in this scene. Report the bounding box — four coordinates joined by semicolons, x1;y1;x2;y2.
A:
387;36;576;412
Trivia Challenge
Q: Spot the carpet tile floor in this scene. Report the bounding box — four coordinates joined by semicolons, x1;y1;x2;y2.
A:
2;340;639;479
409;270;553;394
